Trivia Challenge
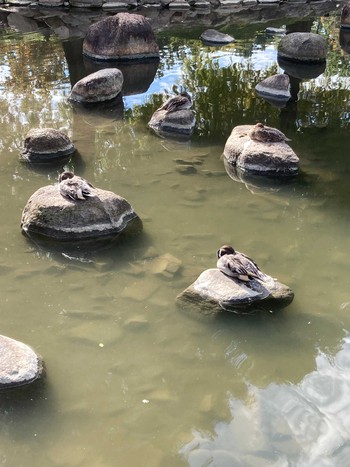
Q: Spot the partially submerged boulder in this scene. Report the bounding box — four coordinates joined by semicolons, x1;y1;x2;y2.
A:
177;268;294;314
223;125;299;177
69;68;124;104
277;32;327;63
148;109;195;139
21;183;142;246
200;29;235;45
21;128;75;164
255;74;291;107
83;13;159;61
0;335;45;389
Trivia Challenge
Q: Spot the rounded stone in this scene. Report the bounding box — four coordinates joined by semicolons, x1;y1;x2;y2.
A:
177;269;294;314
277;32;327;63
148;109;196;139
200;29;235;45
21;184;143;245
223;125;299;177
0;335;45;389
69;68;124;104
255;74;291;104
83;13;159;62
21;128;75;164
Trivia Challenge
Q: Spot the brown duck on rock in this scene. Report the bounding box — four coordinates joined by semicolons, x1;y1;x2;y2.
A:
248;122;291;143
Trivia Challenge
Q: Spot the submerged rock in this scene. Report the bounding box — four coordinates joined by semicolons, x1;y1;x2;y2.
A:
277;57;326;80
83;13;159;61
0;335;45;389
21;182;142;246
177;268;293;314
148;109;195;139
223;125;299;177
277;32;327;63
69;68;124;104
200;29;235;45
21;128;75;164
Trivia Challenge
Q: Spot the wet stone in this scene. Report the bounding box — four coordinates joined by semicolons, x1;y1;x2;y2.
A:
21;128;75;164
200;29;235;45
83;12;159;61
223;125;299;177
21;183;143;246
149;109;196;139
148;253;182;278
0;335;45;389
123;316;149;330
69;68;124;104
277;32;327;63
177;268;294;314
176;164;197;175
255;74;291;104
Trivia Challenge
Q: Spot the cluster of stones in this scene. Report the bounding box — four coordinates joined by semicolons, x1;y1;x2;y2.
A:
1;1;341;39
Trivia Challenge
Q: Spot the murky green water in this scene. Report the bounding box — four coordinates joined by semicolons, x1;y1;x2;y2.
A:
0;8;350;466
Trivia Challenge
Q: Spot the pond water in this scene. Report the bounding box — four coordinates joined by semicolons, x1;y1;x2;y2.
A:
0;6;350;466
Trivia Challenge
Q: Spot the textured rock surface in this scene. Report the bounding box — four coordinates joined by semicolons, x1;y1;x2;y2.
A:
69;68;124;103
21;184;143;244
277;32;327;63
223;125;299;177
255;74;291;102
148;109;195;138
83;13;159;61
0;335;45;389
21;128;75;163
177;268;294;314
200;29;235;44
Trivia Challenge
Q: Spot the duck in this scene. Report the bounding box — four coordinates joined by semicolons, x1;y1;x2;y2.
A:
248;122;291;143
58;171;95;201
216;245;268;282
156;91;192;113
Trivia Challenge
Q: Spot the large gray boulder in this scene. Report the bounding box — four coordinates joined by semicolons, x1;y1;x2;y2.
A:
277;32;327;63
223;125;299;177
148;109;195;139
21;128;75;164
0;335;45;389
21;183;142;245
83;13;159;61
177;268;294;314
69;68;123;104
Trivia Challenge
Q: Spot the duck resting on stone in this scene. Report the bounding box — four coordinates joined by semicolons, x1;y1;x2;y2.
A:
156;91;192;113
248;122;291;143
58;171;95;201
217;245;268;283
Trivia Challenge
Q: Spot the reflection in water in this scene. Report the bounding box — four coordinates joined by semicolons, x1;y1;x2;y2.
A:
181;334;350;466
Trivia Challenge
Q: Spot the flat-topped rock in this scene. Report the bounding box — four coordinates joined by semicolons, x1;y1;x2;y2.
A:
83;12;159;61
177;268;294;314
69;68;123;103
0;335;44;389
21;183;142;245
200;29;235;45
21;128;75;164
223;125;299;177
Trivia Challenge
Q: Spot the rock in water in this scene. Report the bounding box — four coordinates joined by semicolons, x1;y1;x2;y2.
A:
69;68;124;104
177;269;294;314
277;32;326;63
21;128;75;164
0;335;45;389
200;29;235;45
